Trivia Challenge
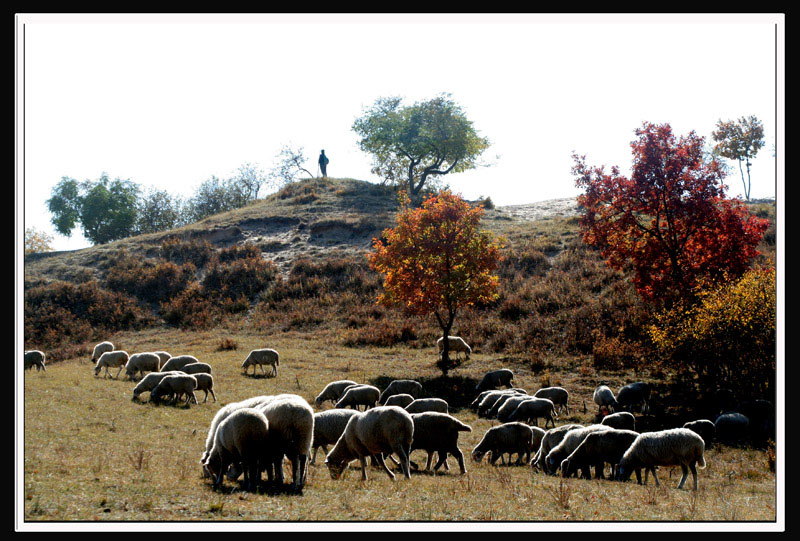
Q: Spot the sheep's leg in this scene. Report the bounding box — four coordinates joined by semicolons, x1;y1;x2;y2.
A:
115;365;125;379
359;457;369;481
677;464;689;489
634;468;643;485
451;448;467;475
424;452;434;472
210;389;217;402
690;463;698;491
373;453;396;481
595;462;605;479
649;467;660;487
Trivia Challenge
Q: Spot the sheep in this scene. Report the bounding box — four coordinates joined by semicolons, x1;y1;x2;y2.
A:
476;390;519;417
160;355;200;373
534;386;570;415
616;381;652;414
560;429;639;480
150;373;198;406
90;341;114;364
131;371;185;401
179;362;212;376
384;393;415;408
335;384;381;411
314;380;359;407
593;385;619;414
544;424;613;475
601;411;636;431
617;428;706;490
202;408;270;491
436;336;472;361
408;412;472;475
325;406;414;481
471;389;524;410
505;397;558;428
311;409;361;464
472;422;535;466
714;412;750;445
486;392;523;419
683;420;716;447
152;351;172;366
475;369;514;392
201;396;278;470
241;348;280;377
378;379;424;405
24;350;46;372
193;373;217;403
531;423;583;472
405;398;449;415
94;350;130;379
493;396;532;423
255;394;314;491
124;352;162;380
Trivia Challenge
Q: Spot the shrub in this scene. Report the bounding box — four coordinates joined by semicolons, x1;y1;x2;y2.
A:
160;282;215;329
159;238;213;267
106;253;195;304
201;255;278;301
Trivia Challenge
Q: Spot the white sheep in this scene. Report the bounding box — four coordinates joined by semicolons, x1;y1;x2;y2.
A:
475;369;514;392
90;341;114;364
180;362;212;376
193;373;217;403
593;385;619;414
494;395;535;422
560;428;639;480
160;355;200;373
617;428;706;490
335;384;381;411
311;409;361;464
472;422;535;466
408;412;472;475
152;351;172;366
485;392;519;419
384;393;415;408
378;379;424;405
94;350;130;379
255;394;314;491
201;396;278;470
505;397;558;428
325;406;414;481
476;390;520;417
124;352;162;380
314;380;359;407
24;350;46;372
601;411;636;431
241;348;280;377
545;424;612;475
616;381;652;414
131;371;185;401
404;397;449;415
150;373;198;406
531;423;583;471
202;408;270;491
436;335;472;361
683;419;716;447
533;386;570;415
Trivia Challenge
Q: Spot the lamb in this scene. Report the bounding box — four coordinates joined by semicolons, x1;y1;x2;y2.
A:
531;424;583;472
505;397;558;428
593;385;619;414
94;350;130;379
241;348;280;377
335;384;381;411
436;336;472;361
179;362;212;376
544;424;613;475
325;406;414;481
90;341;114;364
405;397;449;414
378;379;424;405
475;369;514;392
311;409;361;464
192;373;217;403
534;386;570;415
560;429;639;480
472;422;535;466
314;380;359;407
150;373;198;406
714;412;750;445
160;355;200;373
202;408;270;491
124;352;162;380
408;412;472;475
384;393;415;408
601;411;636;431
255;394;314;491
131;371;185;401
683;420;716;447
616;381;652;414
617;428;706;490
24;350;46;372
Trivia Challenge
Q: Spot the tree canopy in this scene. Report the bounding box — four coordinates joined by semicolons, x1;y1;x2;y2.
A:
711;115;765;201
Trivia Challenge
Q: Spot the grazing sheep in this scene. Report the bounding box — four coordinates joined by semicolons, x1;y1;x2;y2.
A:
545;424;613;475
617;428;706;490
593;385;619;414
683;420;715;447
408;412;472;475
378;379;424;405
384;393;415;408
405;397;449;415
150;373;198;406
152;351;172;365
325;406;414;481
24;350;46;372
601;411;636;431
505;397;558;428
561;429;639;480
90;341;114;364
475;369;515;392
714;412;750;445
131;371;185;401
476;390;520;418
534;387;569;415
94;350;130;379
124;352;162;380
202;408;270;491
180;362;212;376
485;392;519;419
160;355;200;373
616;382;652;414
436;336;472;361
241;348;280;377
314;380;359;407
472;422;535;466
335;384;381;411
311;409;361;464
255;394;314;491
531;424;583;472
193;373;217;403
201;396;278;470
494;396;533;423
471;389;524;409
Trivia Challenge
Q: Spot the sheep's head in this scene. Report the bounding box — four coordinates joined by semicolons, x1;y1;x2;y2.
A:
93;365;102;376
203;455;222;480
324;458;346;480
471;448;485;463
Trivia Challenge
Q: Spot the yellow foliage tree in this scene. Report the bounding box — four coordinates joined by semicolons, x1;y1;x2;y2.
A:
25;227;54;255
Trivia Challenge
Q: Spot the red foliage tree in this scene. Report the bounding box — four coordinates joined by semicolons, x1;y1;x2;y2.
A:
368;191;504;375
573;122;769;307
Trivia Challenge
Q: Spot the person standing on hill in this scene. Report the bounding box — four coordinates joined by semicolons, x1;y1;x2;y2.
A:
318;149;329;179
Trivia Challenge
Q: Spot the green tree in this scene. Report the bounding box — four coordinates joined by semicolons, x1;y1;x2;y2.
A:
711;115;765;201
183;176;249;223
353;94;491;200
135;188;183;235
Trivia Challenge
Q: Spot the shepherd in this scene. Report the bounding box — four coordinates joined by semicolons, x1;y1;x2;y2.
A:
318;149;329;179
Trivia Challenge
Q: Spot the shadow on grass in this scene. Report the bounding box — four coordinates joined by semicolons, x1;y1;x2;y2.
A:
241;371;277;380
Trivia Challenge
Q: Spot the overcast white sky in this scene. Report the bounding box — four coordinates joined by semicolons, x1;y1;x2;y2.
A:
17;14;784;251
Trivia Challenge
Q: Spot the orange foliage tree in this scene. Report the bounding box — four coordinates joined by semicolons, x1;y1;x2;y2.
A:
368;191;504;375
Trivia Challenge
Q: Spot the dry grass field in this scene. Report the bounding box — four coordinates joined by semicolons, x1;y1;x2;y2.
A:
22;326;777;524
